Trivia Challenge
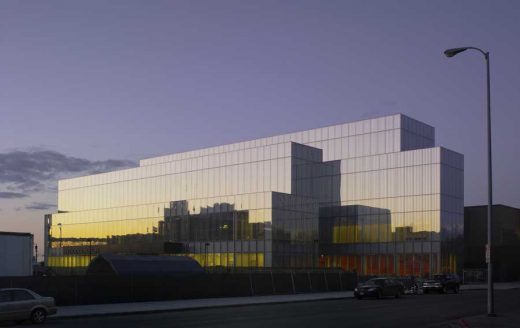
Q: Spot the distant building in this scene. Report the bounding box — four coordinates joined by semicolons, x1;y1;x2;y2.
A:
0;232;34;277
45;114;463;276
464;205;520;281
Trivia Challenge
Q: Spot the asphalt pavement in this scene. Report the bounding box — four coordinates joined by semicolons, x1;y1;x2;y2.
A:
19;289;520;328
46;281;520;320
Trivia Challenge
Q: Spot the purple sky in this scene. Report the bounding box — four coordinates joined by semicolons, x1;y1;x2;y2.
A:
1;0;519;257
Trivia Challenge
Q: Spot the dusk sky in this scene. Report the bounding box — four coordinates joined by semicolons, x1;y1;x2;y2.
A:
1;0;519;258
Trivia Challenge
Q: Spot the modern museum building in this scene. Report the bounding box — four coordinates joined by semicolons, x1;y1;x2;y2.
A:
45;114;464;277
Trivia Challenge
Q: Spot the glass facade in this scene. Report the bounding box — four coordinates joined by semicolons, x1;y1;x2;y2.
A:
45;114;463;276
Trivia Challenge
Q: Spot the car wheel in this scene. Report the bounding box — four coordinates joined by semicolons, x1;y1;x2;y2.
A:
31;308;47;324
424;290;429;294
356;295;363;300
441;287;447;294
376;291;382;299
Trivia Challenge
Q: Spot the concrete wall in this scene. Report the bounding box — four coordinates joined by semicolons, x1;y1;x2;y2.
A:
0;232;33;277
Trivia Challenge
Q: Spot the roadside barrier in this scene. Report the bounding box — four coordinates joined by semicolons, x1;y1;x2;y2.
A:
0;270;357;306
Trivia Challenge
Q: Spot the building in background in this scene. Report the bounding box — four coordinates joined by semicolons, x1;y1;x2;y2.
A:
45;114;463;276
0;232;34;277
464;205;520;281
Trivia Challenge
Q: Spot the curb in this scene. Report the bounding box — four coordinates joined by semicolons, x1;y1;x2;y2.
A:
460;286;520;292
50;294;355;320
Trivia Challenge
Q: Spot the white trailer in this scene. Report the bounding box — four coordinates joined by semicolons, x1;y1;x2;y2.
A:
0;232;34;277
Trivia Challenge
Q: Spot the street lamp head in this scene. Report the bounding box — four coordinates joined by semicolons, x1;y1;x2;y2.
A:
444;47;468;58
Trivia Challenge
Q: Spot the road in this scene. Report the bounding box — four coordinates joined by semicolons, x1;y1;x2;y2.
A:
11;290;520;327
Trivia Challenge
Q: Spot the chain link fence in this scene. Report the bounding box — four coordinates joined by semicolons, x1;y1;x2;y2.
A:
0;270;357;306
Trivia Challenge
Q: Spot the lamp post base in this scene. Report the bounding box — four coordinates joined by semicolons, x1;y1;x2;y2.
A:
487;313;497;317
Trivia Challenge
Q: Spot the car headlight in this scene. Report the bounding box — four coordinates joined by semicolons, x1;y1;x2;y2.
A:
354;288;358;292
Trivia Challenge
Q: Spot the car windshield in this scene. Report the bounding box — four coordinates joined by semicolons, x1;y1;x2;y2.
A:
365;279;385;286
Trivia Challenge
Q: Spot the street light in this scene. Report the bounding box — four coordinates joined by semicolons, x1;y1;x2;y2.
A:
444;46;495;317
87;238;93;263
443;47;472;58
204;242;210;268
57;223;62;248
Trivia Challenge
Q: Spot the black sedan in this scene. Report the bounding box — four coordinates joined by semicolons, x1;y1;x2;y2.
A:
423;274;461;294
354;278;405;299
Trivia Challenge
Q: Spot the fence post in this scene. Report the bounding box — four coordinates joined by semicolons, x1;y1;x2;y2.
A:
130;275;134;301
338;271;343;291
270;270;276;294
74;276;79;305
323;270;329;291
307;271;312;292
249;273;254;296
290;271;296;294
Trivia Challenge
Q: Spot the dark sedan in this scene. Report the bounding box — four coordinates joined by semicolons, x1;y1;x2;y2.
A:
423;274;461;294
354;278;405;299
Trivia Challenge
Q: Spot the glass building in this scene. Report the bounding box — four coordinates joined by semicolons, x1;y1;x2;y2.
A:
45;114;463;276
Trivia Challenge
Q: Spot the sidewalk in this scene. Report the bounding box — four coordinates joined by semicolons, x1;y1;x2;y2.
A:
460;281;520;291
54;291;354;319
429;309;520;328
431;312;520;328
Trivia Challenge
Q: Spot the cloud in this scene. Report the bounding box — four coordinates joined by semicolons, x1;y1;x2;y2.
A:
0;191;29;199
0;150;136;195
25;202;57;211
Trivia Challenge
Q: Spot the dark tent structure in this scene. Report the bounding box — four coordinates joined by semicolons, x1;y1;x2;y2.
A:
86;253;204;276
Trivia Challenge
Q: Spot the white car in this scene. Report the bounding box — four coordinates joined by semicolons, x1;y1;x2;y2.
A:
0;288;57;324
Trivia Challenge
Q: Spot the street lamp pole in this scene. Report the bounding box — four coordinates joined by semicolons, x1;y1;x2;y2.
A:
87;238;93;263
444;46;495;317
205;242;210;268
57;223;62;248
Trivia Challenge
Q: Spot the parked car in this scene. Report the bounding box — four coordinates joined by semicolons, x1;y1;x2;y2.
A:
354;278;405;299
0;288;57;324
423;274;461;294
